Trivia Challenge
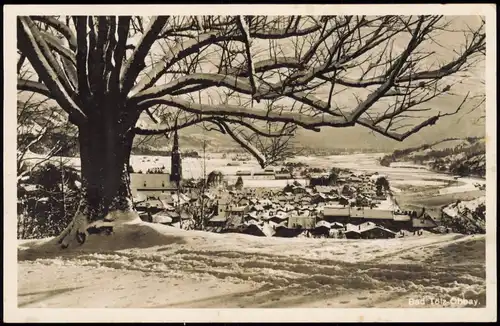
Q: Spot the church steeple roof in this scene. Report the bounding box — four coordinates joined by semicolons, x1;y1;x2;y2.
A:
170;128;182;184
172;128;179;152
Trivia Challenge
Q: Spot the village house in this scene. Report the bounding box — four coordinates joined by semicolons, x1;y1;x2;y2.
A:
349;176;363;183
311;220;332;237
212;198;230;217
275;172;292;179
249;204;265;213
268;213;288;225
410;214;438;231
227;204;250;218
168;210;193;226
311;192;336;205
236;170;252;177
151;211;174;225
206;215;228;229
346;222;397;239
243;223;275;237
135;198;178;222
288;215;316;229
274;225;304;238
322;206;350;224
171;193;191;206
314;185;337;194
221;214;245;233
291;185;308;195
253;169;275;180
309;172;334;186
299;196;312;205
130;173;179;199
350;208;393;223
237;196;251;206
245;211;260;222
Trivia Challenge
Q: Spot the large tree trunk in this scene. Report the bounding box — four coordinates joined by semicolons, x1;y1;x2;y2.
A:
58;105;140;248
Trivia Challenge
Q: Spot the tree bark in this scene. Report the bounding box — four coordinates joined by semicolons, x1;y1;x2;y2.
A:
58;105;139;248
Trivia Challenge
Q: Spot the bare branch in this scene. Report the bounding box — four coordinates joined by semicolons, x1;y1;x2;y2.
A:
17;79;53;98
31;15;77;51
18;17;87;125
137;96;351;130
73;16;91;100
120;16;169;96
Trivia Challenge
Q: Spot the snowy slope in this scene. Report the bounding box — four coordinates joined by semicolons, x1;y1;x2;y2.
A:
441;197;486;234
18;221;486;308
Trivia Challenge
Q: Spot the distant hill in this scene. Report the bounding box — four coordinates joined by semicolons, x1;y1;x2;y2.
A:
379;137;486;177
20;99;486;158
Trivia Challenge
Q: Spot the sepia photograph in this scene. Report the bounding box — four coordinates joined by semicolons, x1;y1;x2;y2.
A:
3;4;497;323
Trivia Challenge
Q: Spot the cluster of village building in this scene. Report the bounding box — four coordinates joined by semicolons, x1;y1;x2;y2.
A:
130;131;438;239
130;168;438;239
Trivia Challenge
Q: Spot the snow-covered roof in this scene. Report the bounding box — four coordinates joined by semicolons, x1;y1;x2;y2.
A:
346;222;396;235
412;216;438;228
244;223;275;237
269;214;288;220
209;215;228;223
315;186;335;193
159;199;175;211
246;211;259;219
230;205;248;212
315;220;331;229
330;222;344;228
244;219;262;226
393;214;411;221
203;192;216;200
252;204;264;211
152;213;173;224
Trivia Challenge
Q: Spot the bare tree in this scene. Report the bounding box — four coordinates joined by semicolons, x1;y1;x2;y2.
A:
17;15;485;247
17;94;76;183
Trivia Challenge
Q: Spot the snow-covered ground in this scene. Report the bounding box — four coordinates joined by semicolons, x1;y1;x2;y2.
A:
17;152;487;310
390;180;446;187
290;155;485;195
442;197;486;219
439;177;486;195
18;221;486;308
24;152;485;194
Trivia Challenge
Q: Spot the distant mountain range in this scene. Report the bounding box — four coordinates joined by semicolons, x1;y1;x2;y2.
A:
133;115;486;155
19;99;486;157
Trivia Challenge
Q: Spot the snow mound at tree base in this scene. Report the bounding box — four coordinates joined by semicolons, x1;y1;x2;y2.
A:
18;221;190;260
19;220;485;266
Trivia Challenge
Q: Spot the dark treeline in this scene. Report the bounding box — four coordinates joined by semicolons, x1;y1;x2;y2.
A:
131;147;201;158
297;147;383;156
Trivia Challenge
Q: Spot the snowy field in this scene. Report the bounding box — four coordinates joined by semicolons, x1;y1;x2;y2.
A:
290;154;484;191
18;220;486;308
18;152;487;309
25;151;485;193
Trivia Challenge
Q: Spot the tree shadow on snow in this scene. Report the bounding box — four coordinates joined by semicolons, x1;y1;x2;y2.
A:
18;286;85;308
151;286;279;308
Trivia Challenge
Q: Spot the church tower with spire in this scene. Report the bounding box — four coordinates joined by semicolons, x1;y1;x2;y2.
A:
170;129;182;185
